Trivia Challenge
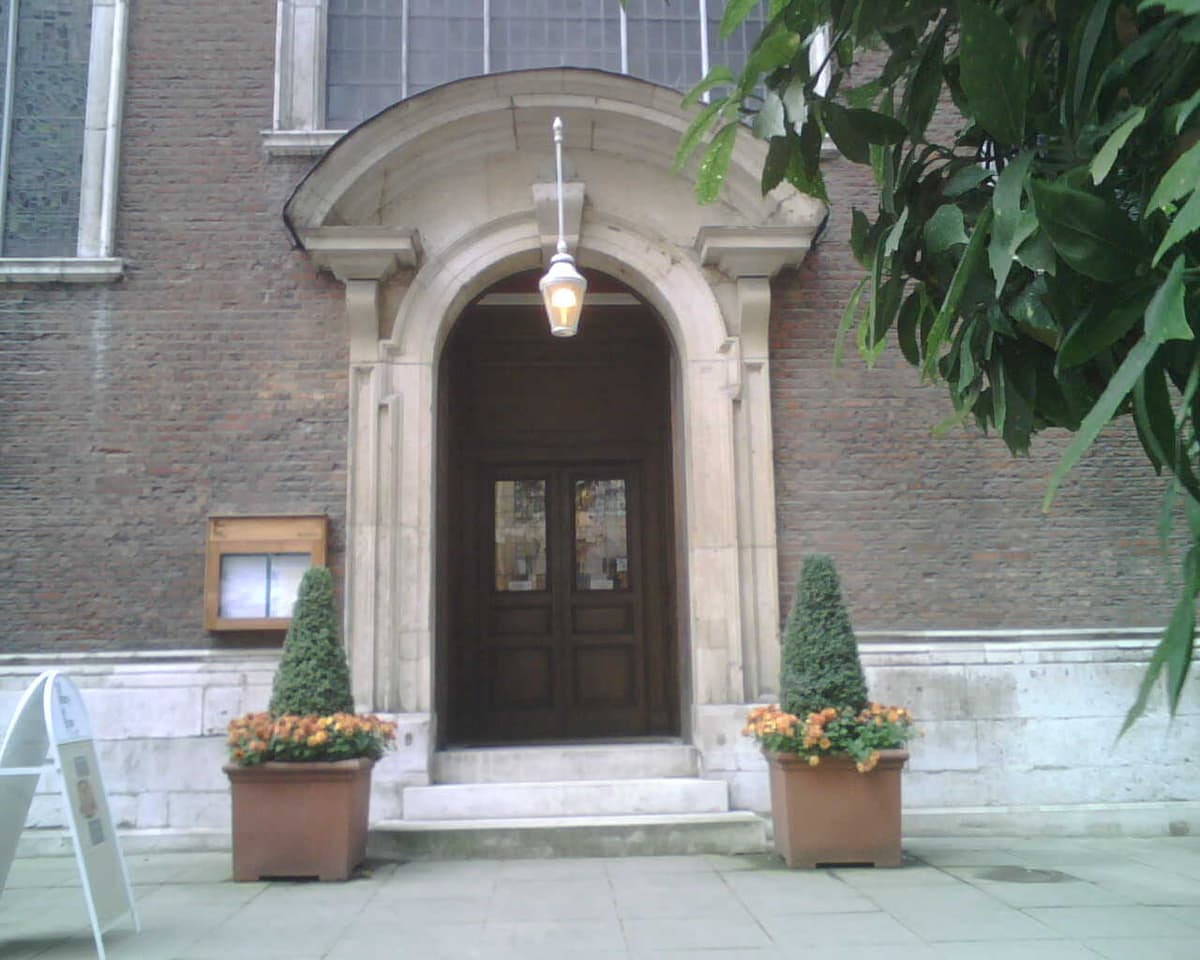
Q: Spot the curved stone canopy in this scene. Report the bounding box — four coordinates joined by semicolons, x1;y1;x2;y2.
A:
284;68;826;290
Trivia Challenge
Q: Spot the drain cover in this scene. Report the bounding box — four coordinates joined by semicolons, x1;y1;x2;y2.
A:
977;866;1077;884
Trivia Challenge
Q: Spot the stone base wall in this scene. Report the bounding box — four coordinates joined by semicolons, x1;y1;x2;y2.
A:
3;636;1197;853
0;653;432;854
701;631;1200;836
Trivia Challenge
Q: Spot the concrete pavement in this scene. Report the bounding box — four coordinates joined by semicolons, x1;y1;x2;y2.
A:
2;836;1199;959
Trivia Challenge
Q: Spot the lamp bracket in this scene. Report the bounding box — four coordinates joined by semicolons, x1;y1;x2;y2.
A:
532;181;584;267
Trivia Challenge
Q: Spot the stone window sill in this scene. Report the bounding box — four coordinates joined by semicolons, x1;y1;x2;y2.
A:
0;258;123;283
262;129;345;157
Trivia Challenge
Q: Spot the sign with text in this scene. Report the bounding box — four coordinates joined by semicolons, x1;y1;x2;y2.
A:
0;671;138;960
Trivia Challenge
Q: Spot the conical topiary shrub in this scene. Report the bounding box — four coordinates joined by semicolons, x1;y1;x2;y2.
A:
268;566;354;716
779;554;869;719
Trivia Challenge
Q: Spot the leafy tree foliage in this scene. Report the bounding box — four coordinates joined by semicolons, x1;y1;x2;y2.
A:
682;0;1200;726
269;566;355;717
780;555;870;718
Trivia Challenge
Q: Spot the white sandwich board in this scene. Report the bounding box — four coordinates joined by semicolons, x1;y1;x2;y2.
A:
0;671;139;959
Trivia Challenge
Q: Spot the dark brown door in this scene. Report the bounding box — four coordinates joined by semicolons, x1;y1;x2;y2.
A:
477;464;647;740
440;289;676;744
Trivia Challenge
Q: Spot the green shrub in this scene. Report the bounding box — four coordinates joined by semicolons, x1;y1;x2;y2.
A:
779;554;869;718
268;566;355;717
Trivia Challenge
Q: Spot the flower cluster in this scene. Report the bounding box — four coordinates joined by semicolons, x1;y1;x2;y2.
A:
743;702;917;772
227;712;397;766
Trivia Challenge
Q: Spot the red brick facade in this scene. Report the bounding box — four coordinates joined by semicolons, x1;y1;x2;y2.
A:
0;4;1172;655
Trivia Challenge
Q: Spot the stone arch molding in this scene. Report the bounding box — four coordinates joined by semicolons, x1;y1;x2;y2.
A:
284;69;825;737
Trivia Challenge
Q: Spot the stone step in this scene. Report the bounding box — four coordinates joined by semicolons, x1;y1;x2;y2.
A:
402;777;728;821
431;742;700;784
368;812;769;860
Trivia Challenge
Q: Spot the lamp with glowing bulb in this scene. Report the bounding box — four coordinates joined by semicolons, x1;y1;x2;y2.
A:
539;117;587;337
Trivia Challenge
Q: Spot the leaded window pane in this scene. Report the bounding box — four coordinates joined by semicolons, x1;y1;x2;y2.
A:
0;0;91;257
624;0;702;91
326;0;407;127
408;0;483;97
322;1;768;128
490;0;620;74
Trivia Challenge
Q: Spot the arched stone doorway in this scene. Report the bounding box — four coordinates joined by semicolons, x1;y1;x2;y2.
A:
283;69;824;794
439;272;678;744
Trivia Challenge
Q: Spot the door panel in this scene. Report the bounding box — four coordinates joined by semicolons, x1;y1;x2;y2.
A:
469;465;646;742
442;300;678;744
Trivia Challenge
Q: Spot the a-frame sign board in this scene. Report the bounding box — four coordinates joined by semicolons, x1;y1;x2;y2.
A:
0;671;139;959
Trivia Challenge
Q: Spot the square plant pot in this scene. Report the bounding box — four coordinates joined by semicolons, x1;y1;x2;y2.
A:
224;758;374;881
765;749;908;869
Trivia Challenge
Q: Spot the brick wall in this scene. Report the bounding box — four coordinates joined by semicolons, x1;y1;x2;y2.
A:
770;153;1174;630
0;3;347;652
0;3;1175;654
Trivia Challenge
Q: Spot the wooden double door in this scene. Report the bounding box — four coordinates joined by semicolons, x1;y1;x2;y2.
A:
441;295;677;743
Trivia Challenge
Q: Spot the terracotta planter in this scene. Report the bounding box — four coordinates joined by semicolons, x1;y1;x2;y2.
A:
765;749;908;869
224;757;374;881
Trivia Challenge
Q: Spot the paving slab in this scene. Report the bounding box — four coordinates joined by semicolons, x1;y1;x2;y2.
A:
2;836;1199;958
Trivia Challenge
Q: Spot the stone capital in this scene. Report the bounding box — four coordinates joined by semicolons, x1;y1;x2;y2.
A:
299;226;422;282
695;225;818;281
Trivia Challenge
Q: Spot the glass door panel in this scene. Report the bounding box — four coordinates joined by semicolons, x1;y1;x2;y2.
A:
493;478;547;592
573;478;629;591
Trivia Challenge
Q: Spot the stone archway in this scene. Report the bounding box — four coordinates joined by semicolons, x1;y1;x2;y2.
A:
284;68;824;766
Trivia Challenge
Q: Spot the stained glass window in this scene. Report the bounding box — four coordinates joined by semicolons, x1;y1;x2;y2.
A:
0;0;92;256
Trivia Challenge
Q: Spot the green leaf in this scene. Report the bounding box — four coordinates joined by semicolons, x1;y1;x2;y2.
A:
834;277;869;367
991;353;1008;434
1138;0;1200;12
674;98;726;171
1057;300;1145;370
850;208;872;265
682;65;736;109
1009;276;1057;348
695;121;739;205
999;347;1038;453
1044;338;1159;508
882;207;909;257
747;30;802;77
944;164;992;198
845;108;908;145
926;204;969;253
1071;0;1118;129
785;113;828;202
1090;106;1146;185
1143;256;1192;343
957;0;1027;145
1147;141;1200;212
753;91;786;140
921;206;994;381
1133;356;1176;473
821;100;870;164
1152;187;1200;266
1121;540;1199;733
1029;179;1140;281
897;285;925;365
781;76;807;134
761;135;790;194
720;0;763;38
989;150;1037;296
1168;88;1200;135
901;15;947;138
871;276;905;346
1014;230;1057;275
